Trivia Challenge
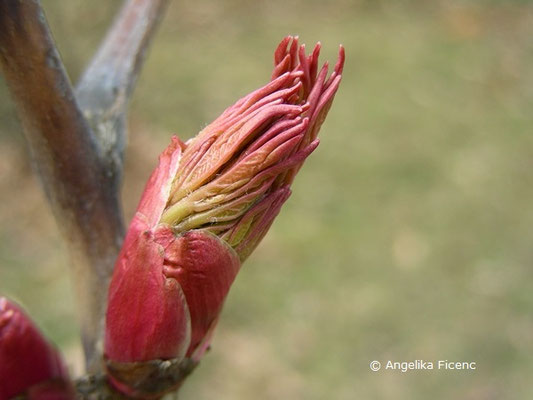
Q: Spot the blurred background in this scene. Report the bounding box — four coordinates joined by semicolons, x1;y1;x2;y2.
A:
1;0;532;398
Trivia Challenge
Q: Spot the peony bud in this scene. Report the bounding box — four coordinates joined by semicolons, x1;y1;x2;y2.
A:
105;36;344;397
0;297;74;400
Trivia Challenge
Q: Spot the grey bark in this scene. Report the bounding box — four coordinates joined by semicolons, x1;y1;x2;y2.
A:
0;0;170;374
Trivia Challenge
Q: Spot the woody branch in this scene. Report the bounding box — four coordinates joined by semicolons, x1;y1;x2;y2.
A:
0;0;170;374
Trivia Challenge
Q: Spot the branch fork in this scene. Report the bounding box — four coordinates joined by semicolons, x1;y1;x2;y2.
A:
0;0;170;373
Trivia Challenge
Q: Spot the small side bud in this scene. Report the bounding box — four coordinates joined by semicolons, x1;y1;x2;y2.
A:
0;297;74;400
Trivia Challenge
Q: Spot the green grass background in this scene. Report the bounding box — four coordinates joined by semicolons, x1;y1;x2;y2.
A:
1;0;532;398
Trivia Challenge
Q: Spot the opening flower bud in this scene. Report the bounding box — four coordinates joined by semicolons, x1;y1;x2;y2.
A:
105;35;344;397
